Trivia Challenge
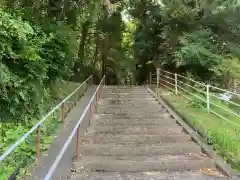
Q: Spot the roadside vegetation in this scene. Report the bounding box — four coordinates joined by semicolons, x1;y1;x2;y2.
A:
0;81;83;179
155;87;240;171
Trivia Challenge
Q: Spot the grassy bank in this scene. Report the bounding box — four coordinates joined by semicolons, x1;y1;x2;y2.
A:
155;88;240;172
0;81;86;179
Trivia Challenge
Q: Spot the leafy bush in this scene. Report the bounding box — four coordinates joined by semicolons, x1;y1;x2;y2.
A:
0;8;77;123
41;23;78;81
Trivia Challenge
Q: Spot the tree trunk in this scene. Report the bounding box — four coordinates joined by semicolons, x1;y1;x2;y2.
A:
100;39;106;79
78;21;90;61
92;34;99;67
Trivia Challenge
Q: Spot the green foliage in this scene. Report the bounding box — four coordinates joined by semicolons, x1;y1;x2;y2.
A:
0;81;82;179
129;0;240;87
0;114;60;180
0;9;47;122
157;87;240;171
0;8;78;123
41;23;78;80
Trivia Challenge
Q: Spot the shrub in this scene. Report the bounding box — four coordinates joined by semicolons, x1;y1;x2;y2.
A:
0;9;77;123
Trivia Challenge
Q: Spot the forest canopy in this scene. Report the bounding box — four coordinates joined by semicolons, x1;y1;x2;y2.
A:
129;0;240;88
0;0;240;123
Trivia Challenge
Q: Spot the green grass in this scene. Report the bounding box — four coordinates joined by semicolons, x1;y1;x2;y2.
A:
155;87;240;172
0;81;85;179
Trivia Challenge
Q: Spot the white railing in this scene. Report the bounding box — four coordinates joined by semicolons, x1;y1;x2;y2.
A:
43;76;105;180
0;76;92;178
149;69;240;128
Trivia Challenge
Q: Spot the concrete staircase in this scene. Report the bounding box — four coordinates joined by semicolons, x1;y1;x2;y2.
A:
71;86;229;180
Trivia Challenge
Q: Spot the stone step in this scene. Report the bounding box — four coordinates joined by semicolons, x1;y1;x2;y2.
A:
82;134;192;144
93;117;176;125
103;88;147;90
99;97;158;102
71;171;228;180
87;125;183;134
99;109;167;114
96;113;171;119
103;93;151;95
73;155;215;172
97;106;165;111
103;91;148;93
81;143;202;156
97;106;162;111
104;87;147;90
103;93;150;95
99;101;161;106
97;103;163;108
102;95;153;98
105;97;157;100
102;92;151;94
104;86;145;88
103;92;150;94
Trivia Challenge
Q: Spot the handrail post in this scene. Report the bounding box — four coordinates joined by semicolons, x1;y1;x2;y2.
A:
36;125;41;165
157;68;160;88
96;91;98;101
61;103;65;123
95;92;98;112
99;85;102;99
75;92;78;106
175;73;178;95
76;125;80;160
90;102;92;121
149;72;152;85
206;85;210;112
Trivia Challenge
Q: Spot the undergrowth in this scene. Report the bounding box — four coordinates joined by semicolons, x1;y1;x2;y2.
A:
0;81;83;179
155;88;240;172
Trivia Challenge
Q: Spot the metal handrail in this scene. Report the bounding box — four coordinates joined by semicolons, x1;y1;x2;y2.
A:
210;85;240;97
210;92;240;108
209;101;240;118
160;74;175;81
151;69;240;128
0;76;92;162
177;74;206;87
177;85;205;102
43;75;105;180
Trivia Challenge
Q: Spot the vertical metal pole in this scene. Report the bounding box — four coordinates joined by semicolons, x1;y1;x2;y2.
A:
36;125;41;165
149;72;152;85
206;85;210;112
157;68;160;88
75;92;78;106
175;73;178;95
90;102;92;119
99;84;102;99
96;91;98;101
95;92;98;112
61;103;65;123
76;125;80;160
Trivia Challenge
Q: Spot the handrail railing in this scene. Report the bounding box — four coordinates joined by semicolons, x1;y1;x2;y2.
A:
43;75;105;180
149;69;240;128
0;76;92;165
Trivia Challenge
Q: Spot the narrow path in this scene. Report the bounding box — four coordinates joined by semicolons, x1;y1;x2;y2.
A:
70;86;229;180
28;86;97;180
